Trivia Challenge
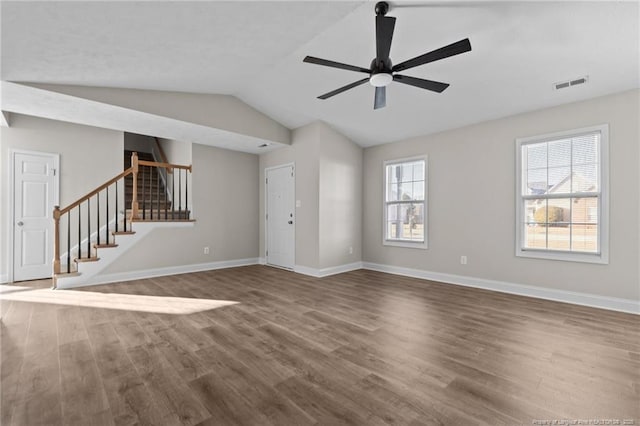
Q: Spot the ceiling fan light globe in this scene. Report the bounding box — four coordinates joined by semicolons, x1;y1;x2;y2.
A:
370;73;393;87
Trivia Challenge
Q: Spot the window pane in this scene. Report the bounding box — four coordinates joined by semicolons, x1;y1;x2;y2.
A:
572;136;599;165
526;168;547;195
400;164;413;182
524;199;541;224
526;143;547;170
571;224;598;253
413;161;425;181
524;222;546;249
545;198;570;251
548;198;570;226
409;203;424;241
547;225;571;251
400;182;413;200
572;164;598;192
571;197;598;224
388;164;400;184
548;166;571;192
532;199;548;224
548;139;571;167
413;181;425;201
387;182;400;201
387;203;399;222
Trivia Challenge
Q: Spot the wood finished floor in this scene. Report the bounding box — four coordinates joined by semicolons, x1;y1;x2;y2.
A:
1;265;638;426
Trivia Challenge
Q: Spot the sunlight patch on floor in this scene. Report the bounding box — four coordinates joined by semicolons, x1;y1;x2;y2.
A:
0;285;238;314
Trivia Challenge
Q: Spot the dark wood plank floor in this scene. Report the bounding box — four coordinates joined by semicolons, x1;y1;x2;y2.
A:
1;265;638;425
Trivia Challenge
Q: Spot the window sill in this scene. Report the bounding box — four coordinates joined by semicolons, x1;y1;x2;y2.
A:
383;240;428;250
516;248;608;264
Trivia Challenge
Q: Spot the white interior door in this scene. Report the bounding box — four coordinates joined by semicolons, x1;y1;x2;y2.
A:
13;151;58;281
266;165;295;269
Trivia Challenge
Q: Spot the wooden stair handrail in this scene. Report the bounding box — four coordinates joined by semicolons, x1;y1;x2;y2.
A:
138;159;192;172
59;168;133;215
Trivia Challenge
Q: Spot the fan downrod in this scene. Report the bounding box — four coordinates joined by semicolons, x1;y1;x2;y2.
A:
375;1;389;16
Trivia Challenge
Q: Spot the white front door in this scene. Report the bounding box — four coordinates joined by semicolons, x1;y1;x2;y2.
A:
266;164;295;269
12;151;59;281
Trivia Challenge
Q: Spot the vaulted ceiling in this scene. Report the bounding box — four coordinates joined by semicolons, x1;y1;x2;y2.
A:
2;1;638;147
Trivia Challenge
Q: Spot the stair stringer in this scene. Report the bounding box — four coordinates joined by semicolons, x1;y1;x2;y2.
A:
55;221;195;289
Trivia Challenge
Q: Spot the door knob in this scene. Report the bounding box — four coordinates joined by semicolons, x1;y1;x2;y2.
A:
288;220;293;224
17;221;24;226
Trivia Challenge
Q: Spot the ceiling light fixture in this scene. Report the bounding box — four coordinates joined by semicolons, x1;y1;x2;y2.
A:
370;73;393;87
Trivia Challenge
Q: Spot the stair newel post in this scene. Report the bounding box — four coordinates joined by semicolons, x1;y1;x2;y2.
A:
131;152;140;222
53;206;61;276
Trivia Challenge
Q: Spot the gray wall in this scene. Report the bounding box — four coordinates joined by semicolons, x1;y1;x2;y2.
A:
0;114;123;281
363;89;639;301
258;121;362;270
103;143;259;273
318;123;362;269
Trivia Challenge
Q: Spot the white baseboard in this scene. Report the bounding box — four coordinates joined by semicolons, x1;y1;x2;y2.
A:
57;258;260;289
0;274;8;284
362;262;639;315
258;257;267;265
294;262;363;278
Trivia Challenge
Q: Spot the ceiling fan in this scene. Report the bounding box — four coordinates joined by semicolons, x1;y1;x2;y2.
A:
303;1;472;109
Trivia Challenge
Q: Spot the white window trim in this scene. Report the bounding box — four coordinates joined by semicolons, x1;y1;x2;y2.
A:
382;155;428;249
515;124;609;264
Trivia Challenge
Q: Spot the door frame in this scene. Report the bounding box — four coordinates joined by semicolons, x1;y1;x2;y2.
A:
264;162;295;269
8;149;60;282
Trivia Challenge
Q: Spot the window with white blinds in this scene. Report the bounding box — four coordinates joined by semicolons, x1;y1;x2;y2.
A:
383;156;428;249
515;125;609;263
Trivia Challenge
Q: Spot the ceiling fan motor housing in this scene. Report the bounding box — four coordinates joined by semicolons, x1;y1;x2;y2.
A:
369;57;393;87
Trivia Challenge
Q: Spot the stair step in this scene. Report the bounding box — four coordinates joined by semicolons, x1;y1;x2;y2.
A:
112;231;136;236
94;243;118;249
128;211;191;220
75;257;100;263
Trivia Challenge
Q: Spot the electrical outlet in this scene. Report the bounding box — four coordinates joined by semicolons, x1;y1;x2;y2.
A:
349;246;353;254
204;247;210;255
460;255;467;265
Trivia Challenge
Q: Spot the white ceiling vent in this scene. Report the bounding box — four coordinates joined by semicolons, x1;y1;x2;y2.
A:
554;76;589;91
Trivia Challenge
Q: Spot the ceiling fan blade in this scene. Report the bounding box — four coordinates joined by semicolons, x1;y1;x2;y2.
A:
317;78;370;100
374;86;386;109
304;56;370;74
376;16;396;62
393;74;449;93
392;38;471;73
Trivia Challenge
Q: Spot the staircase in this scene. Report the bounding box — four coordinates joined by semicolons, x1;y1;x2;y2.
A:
52;152;194;288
